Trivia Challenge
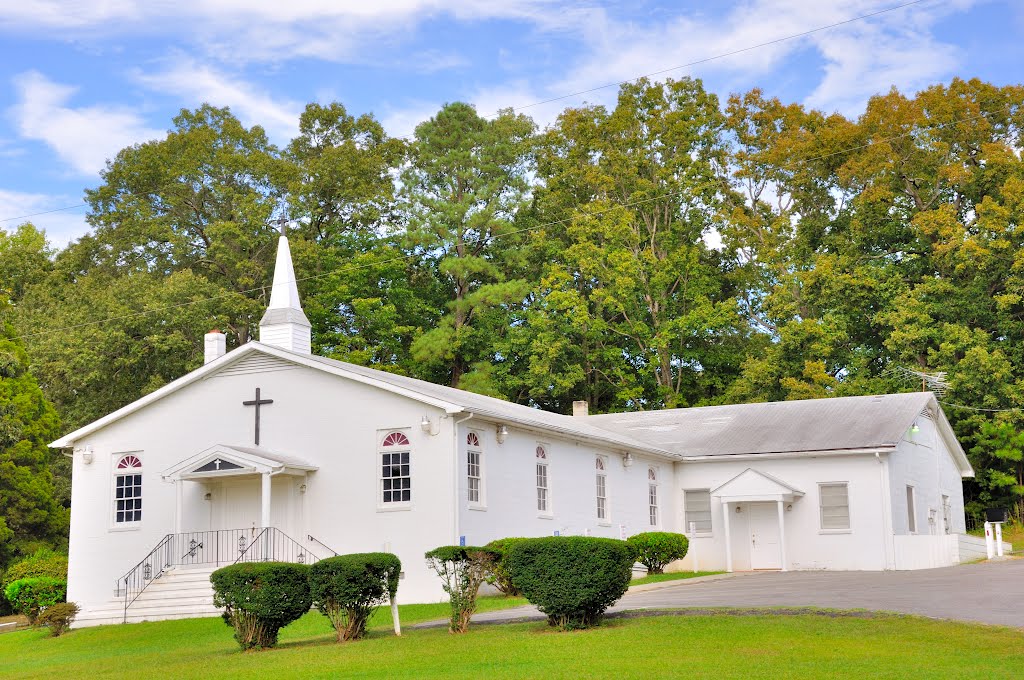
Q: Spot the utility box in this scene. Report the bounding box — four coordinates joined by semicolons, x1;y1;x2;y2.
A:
985;507;1008;523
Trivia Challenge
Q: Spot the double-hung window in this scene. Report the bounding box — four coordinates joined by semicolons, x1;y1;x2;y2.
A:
819;482;850;531
467;432;483;506
596;457;608;521
114;454;143;524
906;485;917;533
536;445;550;515
684;489;712;533
648;467;659;527
380;431;411;504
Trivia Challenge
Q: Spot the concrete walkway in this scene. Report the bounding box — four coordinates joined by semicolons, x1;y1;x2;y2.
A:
420;559;1024;630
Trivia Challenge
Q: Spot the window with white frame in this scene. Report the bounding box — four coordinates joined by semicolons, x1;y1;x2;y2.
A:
596;457;608;521
819;482;850;530
114;454;143;524
648;467;659;526
906;485;917;533
467;431;483;506
536;445;550;514
684;489;712;533
942;495;952;535
380;431;411;504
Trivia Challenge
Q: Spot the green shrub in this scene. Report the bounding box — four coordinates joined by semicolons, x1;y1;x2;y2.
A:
626;532;689;574
425;545;500;633
37;602;79;637
505;536;632;630
210;562;311;650
4;577;67;624
309;553;401;641
484;537;525;596
1;549;68;590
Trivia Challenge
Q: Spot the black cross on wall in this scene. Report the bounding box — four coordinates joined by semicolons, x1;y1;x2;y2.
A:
242;387;274;446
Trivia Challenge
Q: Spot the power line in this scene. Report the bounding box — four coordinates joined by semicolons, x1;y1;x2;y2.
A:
939;401;1023;414
11;101;1011;342
0;1;934;224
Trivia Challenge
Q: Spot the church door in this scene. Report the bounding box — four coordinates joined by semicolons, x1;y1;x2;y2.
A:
218;479;261;530
748;502;782;570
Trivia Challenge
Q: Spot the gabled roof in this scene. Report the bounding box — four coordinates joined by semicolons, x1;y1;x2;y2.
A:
50;342;676;458
587;392;973;477
712;468;805;502
161;444;316;481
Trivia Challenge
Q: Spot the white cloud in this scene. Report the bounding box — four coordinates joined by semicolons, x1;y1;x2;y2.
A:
9;71;163;176
0;189;89;247
132;59;302;142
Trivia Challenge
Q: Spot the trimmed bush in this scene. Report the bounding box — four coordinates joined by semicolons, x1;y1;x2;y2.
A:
1;549;68;590
210;562;311;650
309;553;401;641
626;532;689;574
4;577;67;624
425;545;500;633
505;536;632;630
484;537;525;596
37;602;79;636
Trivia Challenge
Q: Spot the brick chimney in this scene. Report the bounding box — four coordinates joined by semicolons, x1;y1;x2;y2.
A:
204;330;226;364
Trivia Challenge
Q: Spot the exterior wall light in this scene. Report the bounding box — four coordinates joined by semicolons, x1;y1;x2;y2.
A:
496;424;509;444
81;446;94;465
622;452;634;468
910;421;921;434
735;505;743;513
420;415;432;433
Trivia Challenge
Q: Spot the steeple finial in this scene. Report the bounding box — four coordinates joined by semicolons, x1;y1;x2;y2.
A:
258;227;311;354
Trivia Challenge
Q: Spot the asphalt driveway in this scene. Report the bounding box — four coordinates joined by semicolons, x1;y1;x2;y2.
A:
445;559;1024;629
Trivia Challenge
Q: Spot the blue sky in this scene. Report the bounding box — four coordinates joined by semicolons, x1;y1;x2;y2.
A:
0;0;1021;246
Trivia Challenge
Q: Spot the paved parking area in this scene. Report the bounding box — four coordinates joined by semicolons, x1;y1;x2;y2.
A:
453;559;1024;629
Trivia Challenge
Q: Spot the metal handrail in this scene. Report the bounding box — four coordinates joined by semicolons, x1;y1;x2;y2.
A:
234;527;315;565
121;533;173;623
307;534;339;557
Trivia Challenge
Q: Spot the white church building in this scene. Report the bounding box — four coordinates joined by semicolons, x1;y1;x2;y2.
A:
53;233;977;626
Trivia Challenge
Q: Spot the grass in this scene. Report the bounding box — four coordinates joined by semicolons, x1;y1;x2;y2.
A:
969;521;1023;552
630;571;722;586
2;604;1021;679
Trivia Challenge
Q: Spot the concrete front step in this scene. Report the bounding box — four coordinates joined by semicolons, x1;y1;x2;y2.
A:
75;565;222;628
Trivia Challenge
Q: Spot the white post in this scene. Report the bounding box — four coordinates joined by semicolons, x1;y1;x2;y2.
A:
722;502;733;573
174;479;183;535
390;594;401;636
995;523;1004;557
261;472;272;529
689;521;698;573
777;500;788;571
984;522;994;559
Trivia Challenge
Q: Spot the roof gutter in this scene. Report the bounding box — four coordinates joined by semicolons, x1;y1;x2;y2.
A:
678;446;896;463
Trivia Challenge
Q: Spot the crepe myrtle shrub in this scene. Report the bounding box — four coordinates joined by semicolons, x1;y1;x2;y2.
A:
210;562;311;651
37;602;79;637
424;545;500;633
3;577;66;625
309;553;401;642
626;532;689;574
505;536;632;630
484;537;525;596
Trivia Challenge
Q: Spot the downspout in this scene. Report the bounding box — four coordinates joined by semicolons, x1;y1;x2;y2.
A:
876;451;895;570
452;413;474;545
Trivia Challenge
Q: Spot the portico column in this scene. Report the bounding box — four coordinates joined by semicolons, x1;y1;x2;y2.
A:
174;480;183;535
722;501;733;573
261;472;272;529
777;500;788;571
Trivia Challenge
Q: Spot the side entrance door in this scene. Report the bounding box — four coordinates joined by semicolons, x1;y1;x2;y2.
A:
748;502;782;570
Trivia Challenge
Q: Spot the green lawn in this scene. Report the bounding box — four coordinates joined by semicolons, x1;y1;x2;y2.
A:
969;522;1022;552
630;570;722;586
2;604;1022;679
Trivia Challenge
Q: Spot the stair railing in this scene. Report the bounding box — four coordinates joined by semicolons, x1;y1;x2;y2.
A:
234;527;316;565
120;533;174;623
307;534;339;557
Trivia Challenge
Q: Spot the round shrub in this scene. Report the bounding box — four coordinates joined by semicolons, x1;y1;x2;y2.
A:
626;532;689;574
484;537;525;596
2;549;68;590
4;577;67;624
309;553;401;641
425;545;500;633
37;602;79;637
505;536;632;629
210;562;311;650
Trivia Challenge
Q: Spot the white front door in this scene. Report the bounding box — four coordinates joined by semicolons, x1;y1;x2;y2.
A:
218;479;261;530
748;502;782;570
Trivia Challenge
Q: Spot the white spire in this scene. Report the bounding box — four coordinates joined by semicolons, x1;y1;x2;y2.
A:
259;230;312;354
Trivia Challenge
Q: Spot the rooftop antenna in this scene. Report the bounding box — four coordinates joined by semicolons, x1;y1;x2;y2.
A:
885;365;949;397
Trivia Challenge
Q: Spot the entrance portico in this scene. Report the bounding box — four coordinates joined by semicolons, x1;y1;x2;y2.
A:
161;444;316;534
712;468;804;572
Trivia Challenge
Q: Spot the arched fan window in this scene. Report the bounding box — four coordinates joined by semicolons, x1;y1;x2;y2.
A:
379;432;411;504
467;432;480;447
114;454;143;524
535;446;547;459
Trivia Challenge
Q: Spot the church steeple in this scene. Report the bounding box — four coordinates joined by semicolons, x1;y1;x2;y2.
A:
259;226;312;354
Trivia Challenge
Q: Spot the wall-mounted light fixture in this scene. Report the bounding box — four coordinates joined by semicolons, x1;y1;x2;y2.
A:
299;484;307;494
496;424;509;444
203;492;212;501
622;452;634;468
786;503;793;512
420;415;441;436
81;446;94;465
735;505;743;513
910;420;921;434
420;415;432;433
